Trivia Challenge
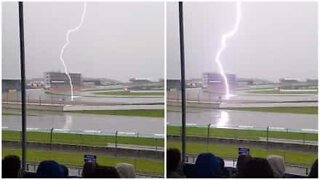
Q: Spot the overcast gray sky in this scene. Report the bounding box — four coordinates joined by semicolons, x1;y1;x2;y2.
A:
167;2;318;82
3;2;164;82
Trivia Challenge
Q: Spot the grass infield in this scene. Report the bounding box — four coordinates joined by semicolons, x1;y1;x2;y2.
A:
224;106;317;114
65;109;164;118
93;91;164;96
167;126;318;141
2;130;164;147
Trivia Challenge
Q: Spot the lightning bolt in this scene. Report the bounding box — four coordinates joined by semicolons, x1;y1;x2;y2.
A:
59;2;87;101
214;1;242;100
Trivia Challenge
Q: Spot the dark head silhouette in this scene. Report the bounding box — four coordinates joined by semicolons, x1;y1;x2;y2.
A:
2;155;21;178
243;157;274;178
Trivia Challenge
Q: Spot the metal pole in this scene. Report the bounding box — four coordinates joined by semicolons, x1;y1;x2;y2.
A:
115;131;118;149
50;128;54;151
178;1;187;164
207;123;211;145
115;131;118;157
266;126;269;148
18;1;27;173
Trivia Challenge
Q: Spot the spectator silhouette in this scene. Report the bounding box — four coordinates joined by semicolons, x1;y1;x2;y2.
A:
266;155;285;178
309;159;318;178
167;148;184;178
2;155;21;178
36;160;65;178
82;161;98;178
243;157;274;178
194;153;222;178
60;164;69;177
235;155;252;178
115;163;136;178
216;156;230;177
92;166;120;178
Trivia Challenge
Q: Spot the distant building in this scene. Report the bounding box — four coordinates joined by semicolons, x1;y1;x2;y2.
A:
44;72;82;89
202;73;236;93
279;78;318;89
237;78;254;86
128;78;163;90
167;79;181;91
279;78;299;84
82;78;102;86
2;79;21;93
129;78;152;84
306;79;318;87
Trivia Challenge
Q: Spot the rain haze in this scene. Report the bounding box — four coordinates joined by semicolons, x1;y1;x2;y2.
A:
167;2;318;82
3;2;164;82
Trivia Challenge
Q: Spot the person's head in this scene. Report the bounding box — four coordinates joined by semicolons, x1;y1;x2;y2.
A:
236;155;252;177
309;159;318;178
92;166;120;178
216;156;225;169
266;155;285;178
167;148;181;172
60;164;69;177
36;160;65;178
243;157;274;178
2;155;21;178
82;161;98;178
194;152;222;178
115;163;136;178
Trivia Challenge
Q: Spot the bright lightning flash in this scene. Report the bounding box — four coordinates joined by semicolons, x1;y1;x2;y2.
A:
59;2;87;101
214;1;242;100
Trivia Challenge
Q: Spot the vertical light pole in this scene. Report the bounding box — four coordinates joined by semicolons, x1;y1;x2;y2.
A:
178;1;186;163
18;1;27;172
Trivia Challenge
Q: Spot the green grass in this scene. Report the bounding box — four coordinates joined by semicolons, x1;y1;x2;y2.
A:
225;106;318;114
66;109;164;118
167;140;317;166
2;130;164;147
93;91;164;96
2;111;39;116
2;112;24;116
247;90;318;94
167;126;318;141
2;147;163;176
